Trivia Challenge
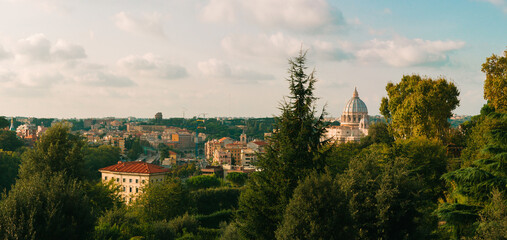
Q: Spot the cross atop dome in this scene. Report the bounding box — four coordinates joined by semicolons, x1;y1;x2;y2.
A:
353;87;358;98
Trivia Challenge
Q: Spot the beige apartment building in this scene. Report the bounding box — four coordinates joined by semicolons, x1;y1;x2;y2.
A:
99;161;169;204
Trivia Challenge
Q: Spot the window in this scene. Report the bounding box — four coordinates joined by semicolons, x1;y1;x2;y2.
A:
104;176;108;180
142;180;145;184
129;179;132;183
123;178;125;182
116;178;119;182
123;187;125;192
136;188;138;193
129;187;132;192
136;179;138;183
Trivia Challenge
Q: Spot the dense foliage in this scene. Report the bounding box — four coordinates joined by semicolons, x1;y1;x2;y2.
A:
380;75;459;140
482;49;507;112
0;150;21;194
0;130;24;151
83;145;122;180
0;117;9;129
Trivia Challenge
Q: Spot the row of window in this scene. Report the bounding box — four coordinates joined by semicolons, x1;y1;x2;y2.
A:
103;176;164;184
122;186;139;193
104;176;146;184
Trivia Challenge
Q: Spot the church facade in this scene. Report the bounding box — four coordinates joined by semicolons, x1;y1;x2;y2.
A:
325;88;369;143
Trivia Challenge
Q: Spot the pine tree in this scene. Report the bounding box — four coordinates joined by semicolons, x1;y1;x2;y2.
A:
235;50;329;239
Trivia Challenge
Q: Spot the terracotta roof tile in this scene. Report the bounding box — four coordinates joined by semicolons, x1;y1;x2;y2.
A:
251;141;268;146
99;161;170;174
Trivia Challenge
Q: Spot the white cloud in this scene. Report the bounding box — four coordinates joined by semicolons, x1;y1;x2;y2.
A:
481;0;507;13
18;71;64;88
198;58;231;77
117;53;187;80
52;39;86;60
114;12;166;38
244;0;344;31
201;0;238;23
222;32;302;60
7;0;73;13
0;70;16;83
0;45;11;60
198;58;274;82
74;72;135;87
16;34;51;61
0;69;64;95
312;40;352;61
2;35;132;92
200;0;345;32
355;37;465;67
222;33;353;62
15;34;86;62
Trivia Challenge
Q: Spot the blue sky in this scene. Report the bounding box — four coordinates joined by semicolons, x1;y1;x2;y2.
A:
0;0;505;118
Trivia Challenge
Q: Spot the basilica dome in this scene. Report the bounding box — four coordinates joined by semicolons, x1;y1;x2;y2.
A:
340;88;369;126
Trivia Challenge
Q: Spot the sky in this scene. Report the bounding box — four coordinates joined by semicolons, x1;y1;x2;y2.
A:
0;0;506;119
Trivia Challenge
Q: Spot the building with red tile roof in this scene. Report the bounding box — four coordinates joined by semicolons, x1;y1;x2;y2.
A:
99;161;169;204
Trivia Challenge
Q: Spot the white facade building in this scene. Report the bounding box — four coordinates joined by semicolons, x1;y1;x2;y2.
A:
325;88;369;143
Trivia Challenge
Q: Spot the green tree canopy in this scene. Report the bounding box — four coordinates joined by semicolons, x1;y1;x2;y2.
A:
482;49;507;112
0;117;9;129
394;136;448;201
472;189;507;240
133;178;190;222
0;173;94;240
339;144;430;239
186;175;221;190
0;150;21;193
0;130;24;151
380;74;459;140
18;123;85;180
225;172;247;187
360;121;394;147
83;145;122;180
275;172;351;240
127;137;143;160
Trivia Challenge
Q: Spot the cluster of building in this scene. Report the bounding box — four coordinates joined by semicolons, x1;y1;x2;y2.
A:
204;133;267;172
200;88;374;176
10;118;48;145
84;123;202;154
96;88;374;204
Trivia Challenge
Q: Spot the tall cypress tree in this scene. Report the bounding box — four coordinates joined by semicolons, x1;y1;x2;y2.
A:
235;51;329;239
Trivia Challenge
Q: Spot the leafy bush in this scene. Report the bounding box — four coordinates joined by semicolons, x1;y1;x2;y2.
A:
186;175;221;191
191;187;241;215
196;209;234;229
225;172;247;186
168;213;199;236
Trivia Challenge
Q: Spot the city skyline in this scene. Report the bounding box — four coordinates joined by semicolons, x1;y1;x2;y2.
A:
0;0;506;118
